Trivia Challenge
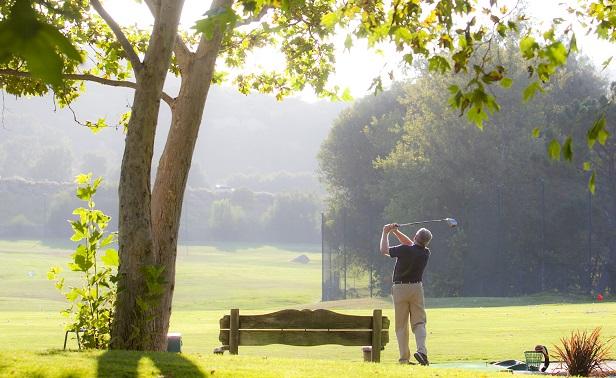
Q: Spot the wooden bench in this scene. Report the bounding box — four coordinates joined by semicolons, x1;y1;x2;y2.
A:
215;308;389;362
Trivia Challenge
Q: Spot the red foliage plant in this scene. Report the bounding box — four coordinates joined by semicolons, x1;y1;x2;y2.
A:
552;327;613;377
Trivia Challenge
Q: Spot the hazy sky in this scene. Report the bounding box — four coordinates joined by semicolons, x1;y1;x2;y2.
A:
102;0;615;101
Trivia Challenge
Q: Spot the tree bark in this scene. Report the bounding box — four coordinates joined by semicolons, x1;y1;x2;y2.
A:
111;0;184;351
150;0;232;349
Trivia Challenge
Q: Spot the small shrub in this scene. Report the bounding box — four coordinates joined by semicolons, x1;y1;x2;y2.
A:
553;327;613;377
48;174;118;349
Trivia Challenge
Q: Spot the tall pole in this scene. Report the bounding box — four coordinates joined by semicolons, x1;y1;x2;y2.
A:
329;217;333;301
588;190;593;293
369;216;374;298
321;212;326;301
540;179;546;292
497;185;503;296
342;209;347;300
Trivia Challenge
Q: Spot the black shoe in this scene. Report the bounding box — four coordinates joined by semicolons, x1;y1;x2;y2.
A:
414;352;429;366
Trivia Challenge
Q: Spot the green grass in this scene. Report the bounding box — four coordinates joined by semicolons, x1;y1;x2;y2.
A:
0;239;615;377
0;350;512;377
0;240;323;311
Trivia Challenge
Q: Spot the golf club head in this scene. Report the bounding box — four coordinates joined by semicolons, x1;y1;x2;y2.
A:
445;218;458;228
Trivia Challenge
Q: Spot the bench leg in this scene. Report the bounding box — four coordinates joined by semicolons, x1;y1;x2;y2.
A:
75;330;82;350
371;309;382;362
230;309;239;355
63;331;69;350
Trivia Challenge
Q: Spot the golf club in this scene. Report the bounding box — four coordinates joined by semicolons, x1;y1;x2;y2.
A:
397;218;458;228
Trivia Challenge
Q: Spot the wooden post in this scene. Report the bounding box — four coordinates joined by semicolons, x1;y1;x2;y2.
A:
371;309;382;362
230;308;239;355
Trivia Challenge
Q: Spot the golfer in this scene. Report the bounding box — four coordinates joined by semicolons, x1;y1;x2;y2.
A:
380;223;432;365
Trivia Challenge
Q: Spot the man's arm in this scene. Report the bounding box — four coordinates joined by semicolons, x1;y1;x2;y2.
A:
392;227;414;246
380;224;394;256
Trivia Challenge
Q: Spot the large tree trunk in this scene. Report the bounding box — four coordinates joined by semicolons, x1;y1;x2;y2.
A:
150;0;232;347
111;0;184;351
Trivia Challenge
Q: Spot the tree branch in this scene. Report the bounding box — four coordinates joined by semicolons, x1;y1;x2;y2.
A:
0;69;174;107
143;0;193;71
197;0;234;58
236;6;272;27
90;0;144;74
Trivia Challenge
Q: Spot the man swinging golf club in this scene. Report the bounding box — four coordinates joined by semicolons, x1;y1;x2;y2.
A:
380;223;432;365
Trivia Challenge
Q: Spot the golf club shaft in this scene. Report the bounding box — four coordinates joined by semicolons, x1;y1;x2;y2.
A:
397;219;447;227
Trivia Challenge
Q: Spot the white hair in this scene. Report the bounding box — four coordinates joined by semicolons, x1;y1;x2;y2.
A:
415;228;432;247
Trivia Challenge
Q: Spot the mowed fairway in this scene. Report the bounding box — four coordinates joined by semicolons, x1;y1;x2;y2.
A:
0;239;615;365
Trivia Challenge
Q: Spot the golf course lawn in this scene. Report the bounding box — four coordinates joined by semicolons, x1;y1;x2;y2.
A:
0;239;614;376
0;350;514;377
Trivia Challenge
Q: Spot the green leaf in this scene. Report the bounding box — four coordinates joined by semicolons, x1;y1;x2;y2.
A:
47;266;60;280
76;187;91;201
74;173;92;185
589;171;596;194
320;12;339;29
587;115;607;149
583;161;592;171
102;248;119;267
497;23;507;37
341;88;353;102
394;27;413;42
520;35;537;59
85;118;107;134
547;139;561;160
523;81;543;102
532;127;541;138
70;221;86;241
601;56;613;71
562;136;573;161
369;77;383;95
467;105;488;130
193;6;237;40
500;77;513;88
99;233;115;248
448;85;460;95
0;0;83;86
598;128;610;145
545;42;568;65
428;56;451;74
92;177;103;191
66;288;80;302
344;34;353;51
569;33;578;53
403;53;413;65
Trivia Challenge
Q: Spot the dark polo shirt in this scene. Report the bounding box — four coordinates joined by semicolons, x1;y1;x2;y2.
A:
389;244;430;283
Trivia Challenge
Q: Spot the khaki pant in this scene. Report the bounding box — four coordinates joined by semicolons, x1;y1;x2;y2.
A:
392;282;427;361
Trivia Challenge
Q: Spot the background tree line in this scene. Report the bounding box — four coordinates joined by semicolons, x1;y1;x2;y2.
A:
0;177;321;244
319;44;616;298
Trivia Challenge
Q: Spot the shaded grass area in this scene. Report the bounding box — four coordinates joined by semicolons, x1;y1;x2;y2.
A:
0;350;512;378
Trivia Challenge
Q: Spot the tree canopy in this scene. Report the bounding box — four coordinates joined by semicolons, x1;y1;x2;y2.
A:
319;45;616;296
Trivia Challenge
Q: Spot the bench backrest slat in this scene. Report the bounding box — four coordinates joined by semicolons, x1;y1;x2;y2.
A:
219;309;390;330
219;329;390;347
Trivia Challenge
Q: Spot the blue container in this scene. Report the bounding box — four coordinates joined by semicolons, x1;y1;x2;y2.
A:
167;332;182;353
